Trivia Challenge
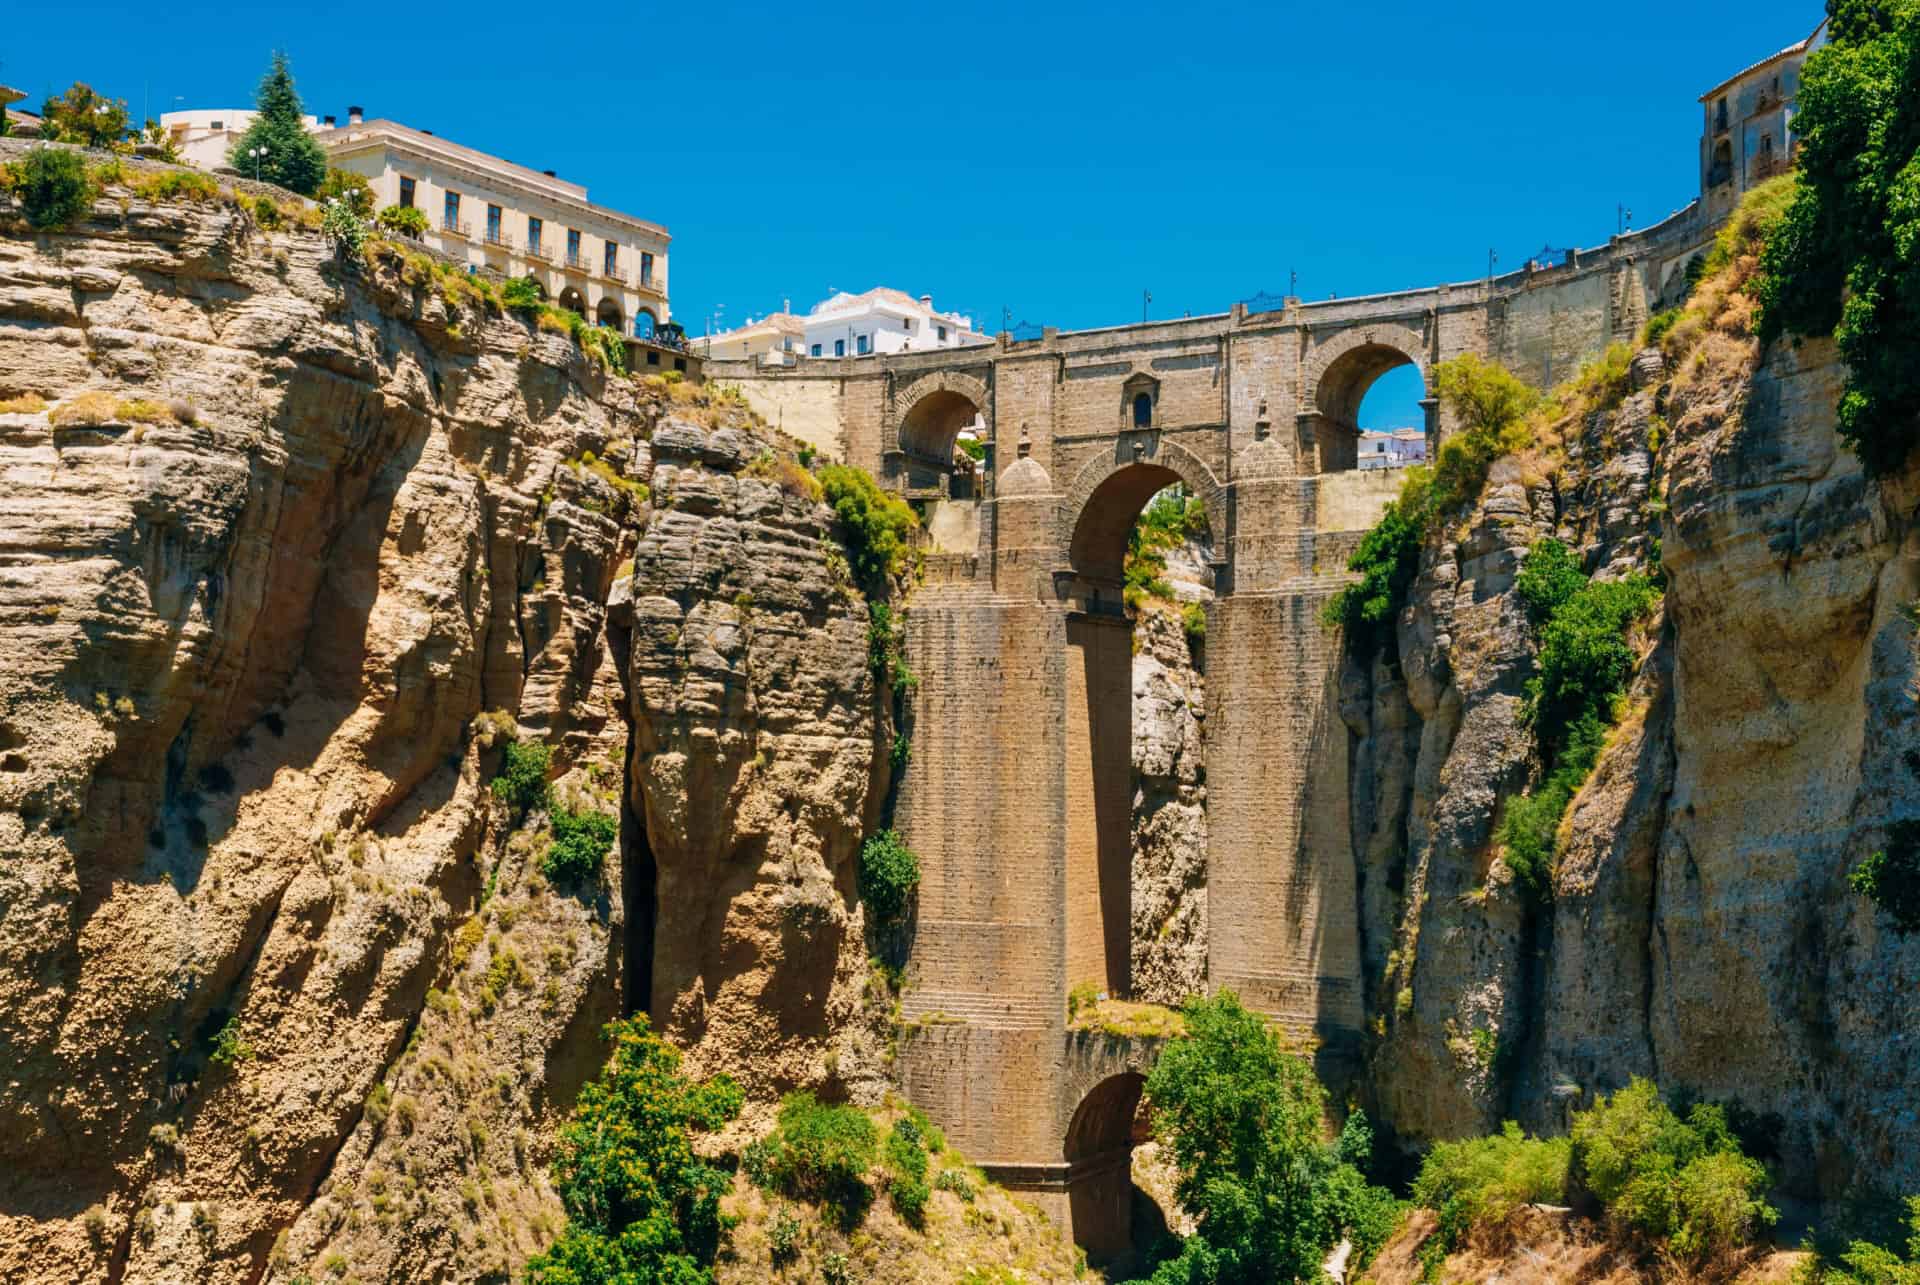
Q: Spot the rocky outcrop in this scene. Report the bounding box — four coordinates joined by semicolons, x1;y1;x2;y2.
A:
0;164;885;1284
1131;606;1208;1005
1347;312;1920;1196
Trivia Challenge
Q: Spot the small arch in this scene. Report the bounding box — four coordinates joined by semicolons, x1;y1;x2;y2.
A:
596;297;624;332
634;308;657;340
894;371;990;467
1304;325;1429;474
1065;1072;1152;1264
557;286;586;318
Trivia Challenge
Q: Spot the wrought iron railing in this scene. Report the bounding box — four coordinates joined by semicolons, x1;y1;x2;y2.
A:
483;227;513;250
1005;320;1045;342
564;250;592;272
523;240;550;262
1240;290;1288;315
442;218;470;238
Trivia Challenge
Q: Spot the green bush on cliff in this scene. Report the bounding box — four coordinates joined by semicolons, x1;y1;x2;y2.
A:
525;1015;743;1285
884;1117;932;1228
546;805;616;884
1141;990;1402;1283
857;829;920;938
819;464;918;588
375;203;428;238
1572;1078;1777;1266
1411;1122;1571;1276
1497;539;1659;898
764;1093;879;1231
1755;0;1920;477
1798;1195;1920;1284
491;739;552;818
1849;820;1920;933
6;146;95;230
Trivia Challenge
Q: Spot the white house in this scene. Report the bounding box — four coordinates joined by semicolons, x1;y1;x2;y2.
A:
800;288;983;359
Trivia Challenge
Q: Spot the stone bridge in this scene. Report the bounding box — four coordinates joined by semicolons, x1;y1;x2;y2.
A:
711;210;1708;1256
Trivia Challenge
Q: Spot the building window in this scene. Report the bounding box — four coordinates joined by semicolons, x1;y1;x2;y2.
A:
1714;96;1729;132
937;325;947;342
834;338;845;357
398;176;416;208
783;338;793;352
1133;392;1153;427
856;334;870;355
604;240;619;276
640;251;654;287
811;343;822;357
486;204;503;244
443;191;460;231
567;228;582;264
527;216;543;254
635;310;656;339
904;319;914;333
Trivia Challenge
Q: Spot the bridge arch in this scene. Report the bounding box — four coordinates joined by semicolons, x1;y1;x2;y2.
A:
1060;439;1226;585
1302;322;1431;472
894;369;990;464
1065;1071;1150;1264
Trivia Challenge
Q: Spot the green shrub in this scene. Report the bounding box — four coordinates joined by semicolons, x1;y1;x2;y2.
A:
1642;307;1683;347
1143;990;1402;1282
1571;1079;1776;1266
376;203;428;238
1798;1195;1920;1284
208;1017;255;1069
130;169;220;204
819;464;918;587
1181;600;1207;642
857;830;920;938
1496;540;1659;898
8;146;94;230
886;1118;931;1228
768;1204;801;1266
1755;5;1920;477
39;82;129;148
934;1167;976;1202
1428;353;1540;512
491;739;551;817
546;805;616;884
1411;1121;1571;1250
321;196;366;255
526;1016;743;1284
501;275;544;312
316;168;374;219
768;1093;877;1230
1849;820;1920;933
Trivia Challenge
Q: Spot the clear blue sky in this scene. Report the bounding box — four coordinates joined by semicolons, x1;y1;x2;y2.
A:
9;1;1816;426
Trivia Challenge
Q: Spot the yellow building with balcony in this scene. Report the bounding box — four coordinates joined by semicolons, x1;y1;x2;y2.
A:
316;114;671;338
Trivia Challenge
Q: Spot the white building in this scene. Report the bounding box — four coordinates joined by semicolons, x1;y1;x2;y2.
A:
1357;428;1428;470
801;288;983;359
1698;18;1828;220
160;106;672;340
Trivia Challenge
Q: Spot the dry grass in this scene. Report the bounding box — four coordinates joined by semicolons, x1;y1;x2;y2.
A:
48;391;121;426
0;392;47;414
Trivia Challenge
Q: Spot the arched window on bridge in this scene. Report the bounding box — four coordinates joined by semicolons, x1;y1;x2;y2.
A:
1132;392;1152;428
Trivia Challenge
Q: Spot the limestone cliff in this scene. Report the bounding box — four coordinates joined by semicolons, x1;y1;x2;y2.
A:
0;162;888;1284
1346;250;1920;1199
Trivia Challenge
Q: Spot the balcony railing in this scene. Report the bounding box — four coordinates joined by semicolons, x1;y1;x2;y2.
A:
598;259;621;281
442;218;471;238
563;250;592;273
635;274;663;294
483;227;514;251
523;241;550;263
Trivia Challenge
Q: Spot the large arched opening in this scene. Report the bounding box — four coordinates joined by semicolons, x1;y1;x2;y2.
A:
896;377;988;498
595;297;624;333
1059;449;1223;1002
1308;336;1429;473
557;285;587;318
1064;1072;1158;1266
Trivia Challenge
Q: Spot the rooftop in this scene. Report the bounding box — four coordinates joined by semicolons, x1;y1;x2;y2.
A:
314;117;670;241
1698;18;1827;101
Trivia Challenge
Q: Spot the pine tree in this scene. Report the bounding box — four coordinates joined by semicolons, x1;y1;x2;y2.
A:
228;52;327;196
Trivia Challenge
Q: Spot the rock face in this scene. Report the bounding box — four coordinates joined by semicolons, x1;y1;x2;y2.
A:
1130;604;1209;1006
0;172;884;1284
1346;325;1920;1197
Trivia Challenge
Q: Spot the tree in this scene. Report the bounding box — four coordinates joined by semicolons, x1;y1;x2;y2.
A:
228;52;327;195
40;83;130;149
1144;991;1401;1283
1755;0;1920;476
316;168;375;219
525;1016;744;1285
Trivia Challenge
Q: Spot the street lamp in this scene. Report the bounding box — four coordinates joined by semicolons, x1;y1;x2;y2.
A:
248;144;268;182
